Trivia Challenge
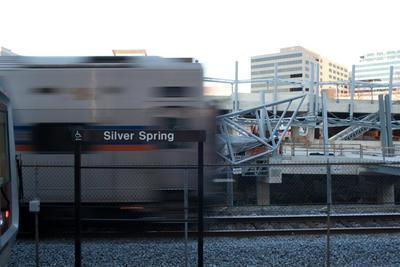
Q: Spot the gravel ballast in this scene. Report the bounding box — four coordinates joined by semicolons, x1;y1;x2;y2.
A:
8;234;400;266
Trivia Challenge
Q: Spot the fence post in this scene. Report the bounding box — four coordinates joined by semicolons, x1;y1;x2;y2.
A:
34;165;39;199
16;155;24;201
197;142;204;267
325;159;332;267
184;170;189;267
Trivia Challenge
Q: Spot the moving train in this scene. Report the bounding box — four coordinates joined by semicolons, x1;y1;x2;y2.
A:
0;56;217;222
0;91;18;266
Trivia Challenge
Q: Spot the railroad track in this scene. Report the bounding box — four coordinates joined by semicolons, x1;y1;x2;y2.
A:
203;213;400;236
20;212;400;238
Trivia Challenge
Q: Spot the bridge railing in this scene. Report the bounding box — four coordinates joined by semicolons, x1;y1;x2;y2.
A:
281;143;400;161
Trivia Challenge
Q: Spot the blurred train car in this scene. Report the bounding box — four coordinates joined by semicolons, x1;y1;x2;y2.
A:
0;91;18;266
0;56;216;223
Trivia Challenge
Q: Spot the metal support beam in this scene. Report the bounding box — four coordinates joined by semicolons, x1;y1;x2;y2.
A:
389;66;394;103
378;95;388;156
309;63;315;115
273;63;278;117
315;63;320;114
234;61;239;111
259;91;266;138
385;95;394;156
350;65;355;120
322;90;329;156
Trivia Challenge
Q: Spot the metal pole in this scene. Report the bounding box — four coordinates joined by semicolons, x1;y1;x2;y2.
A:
234;61;239;112
325;158;332;267
259;91;266;139
34;166;39;199
350;65;355;120
273;63;278;118
74;140;82;267
378;95;388;157
35;212;39;267
197;142;204;267
230;83;234;111
315;63;320;114
385;95;393;156
389;66;394;103
226;169;233;207
16;156;24;201
370;87;373;104
184;170;189;267
309;63;315;115
322;90;329;156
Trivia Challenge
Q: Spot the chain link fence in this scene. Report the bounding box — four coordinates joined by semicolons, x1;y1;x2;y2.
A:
17;158;400;266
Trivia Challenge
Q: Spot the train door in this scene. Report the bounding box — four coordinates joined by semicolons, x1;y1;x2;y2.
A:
0;91;18;266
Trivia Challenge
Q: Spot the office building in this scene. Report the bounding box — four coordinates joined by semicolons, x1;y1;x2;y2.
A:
251;46;349;94
355;50;400;83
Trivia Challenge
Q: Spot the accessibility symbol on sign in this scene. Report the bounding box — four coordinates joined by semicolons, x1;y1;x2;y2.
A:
74;130;82;141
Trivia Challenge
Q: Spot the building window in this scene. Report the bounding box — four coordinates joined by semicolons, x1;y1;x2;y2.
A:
251;52;303;63
251;59;303;69
290;73;303;78
251;66;303;76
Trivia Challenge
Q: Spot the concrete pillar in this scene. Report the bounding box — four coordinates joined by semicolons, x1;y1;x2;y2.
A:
291;126;301;143
377;182;395;205
290;126;315;146
256;176;270;205
306;127;315;144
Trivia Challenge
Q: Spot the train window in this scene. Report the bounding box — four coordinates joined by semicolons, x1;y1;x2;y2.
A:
152;87;195;97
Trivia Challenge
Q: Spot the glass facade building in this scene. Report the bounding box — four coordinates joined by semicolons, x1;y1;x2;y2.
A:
355;50;400;83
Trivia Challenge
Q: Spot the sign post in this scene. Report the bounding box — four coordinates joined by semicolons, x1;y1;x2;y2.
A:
72;129;206;267
197;141;204;267
73;130;82;267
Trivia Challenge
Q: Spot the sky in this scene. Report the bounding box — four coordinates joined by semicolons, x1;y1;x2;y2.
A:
1;0;399;88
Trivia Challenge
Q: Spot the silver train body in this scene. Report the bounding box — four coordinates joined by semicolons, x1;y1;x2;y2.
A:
0;56;215;204
0;92;18;266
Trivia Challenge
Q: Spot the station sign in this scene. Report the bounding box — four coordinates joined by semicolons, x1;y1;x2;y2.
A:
73;129;206;143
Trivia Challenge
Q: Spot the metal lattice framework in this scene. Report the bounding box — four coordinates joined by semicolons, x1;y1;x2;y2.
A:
216;94;306;164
